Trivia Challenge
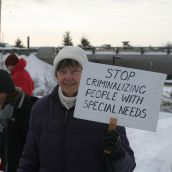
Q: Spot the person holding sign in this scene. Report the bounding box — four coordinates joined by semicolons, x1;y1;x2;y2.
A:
17;46;136;172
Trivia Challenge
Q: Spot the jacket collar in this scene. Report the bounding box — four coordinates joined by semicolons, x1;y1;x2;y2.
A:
50;85;75;110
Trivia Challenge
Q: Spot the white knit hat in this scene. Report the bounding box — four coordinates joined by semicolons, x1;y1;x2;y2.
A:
53;46;88;76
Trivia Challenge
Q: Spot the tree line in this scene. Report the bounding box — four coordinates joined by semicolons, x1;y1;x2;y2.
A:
14;31;91;48
14;31;172;49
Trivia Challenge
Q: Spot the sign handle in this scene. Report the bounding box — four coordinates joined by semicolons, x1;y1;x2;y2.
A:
108;118;117;131
104;117;117;154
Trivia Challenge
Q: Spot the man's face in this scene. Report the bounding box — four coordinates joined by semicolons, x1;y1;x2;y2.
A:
0;93;7;109
6;65;15;72
56;66;82;97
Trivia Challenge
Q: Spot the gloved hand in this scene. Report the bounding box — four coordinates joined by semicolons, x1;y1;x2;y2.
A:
102;129;121;159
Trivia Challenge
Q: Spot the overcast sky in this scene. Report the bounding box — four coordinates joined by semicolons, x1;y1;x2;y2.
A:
1;0;172;47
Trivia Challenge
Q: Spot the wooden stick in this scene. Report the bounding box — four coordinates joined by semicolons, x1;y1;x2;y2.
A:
104;117;117;154
108;118;117;131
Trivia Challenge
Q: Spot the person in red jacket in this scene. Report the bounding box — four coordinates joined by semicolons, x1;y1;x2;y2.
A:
5;53;34;96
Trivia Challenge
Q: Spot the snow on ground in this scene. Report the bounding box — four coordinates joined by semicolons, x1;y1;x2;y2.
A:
24;54;56;96
127;112;172;172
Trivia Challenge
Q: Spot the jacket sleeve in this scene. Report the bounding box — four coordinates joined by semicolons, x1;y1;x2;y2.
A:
104;127;136;172
17;106;40;172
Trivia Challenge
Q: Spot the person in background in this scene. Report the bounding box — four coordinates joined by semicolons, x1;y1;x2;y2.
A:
5;53;34;96
0;69;38;172
17;46;136;172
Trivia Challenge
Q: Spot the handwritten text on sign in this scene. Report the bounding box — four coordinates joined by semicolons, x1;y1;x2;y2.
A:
74;62;166;131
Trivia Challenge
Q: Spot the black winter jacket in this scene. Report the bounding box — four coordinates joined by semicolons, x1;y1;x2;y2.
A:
18;86;136;172
0;93;38;172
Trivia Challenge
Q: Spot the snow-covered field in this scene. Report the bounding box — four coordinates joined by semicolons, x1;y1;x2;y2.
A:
0;53;172;172
127;111;172;172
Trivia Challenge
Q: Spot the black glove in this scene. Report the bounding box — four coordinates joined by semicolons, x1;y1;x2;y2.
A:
102;129;121;159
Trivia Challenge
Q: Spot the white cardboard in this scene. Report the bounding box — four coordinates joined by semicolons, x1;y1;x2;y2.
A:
74;62;167;131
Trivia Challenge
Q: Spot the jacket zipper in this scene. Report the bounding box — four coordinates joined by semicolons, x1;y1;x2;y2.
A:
64;110;69;124
62;110;69;171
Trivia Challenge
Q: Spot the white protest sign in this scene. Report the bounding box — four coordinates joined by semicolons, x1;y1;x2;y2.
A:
74;62;167;131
